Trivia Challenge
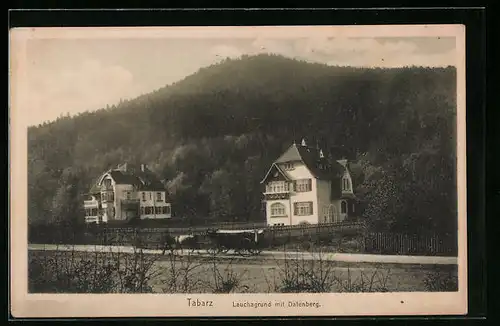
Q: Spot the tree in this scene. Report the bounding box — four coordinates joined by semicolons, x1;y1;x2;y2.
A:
200;169;238;221
26;55;457;236
51;168;86;228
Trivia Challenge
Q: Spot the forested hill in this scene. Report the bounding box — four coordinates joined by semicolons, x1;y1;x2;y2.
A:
28;54;458;236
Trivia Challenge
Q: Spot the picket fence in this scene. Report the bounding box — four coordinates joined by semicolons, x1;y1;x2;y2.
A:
364;232;457;256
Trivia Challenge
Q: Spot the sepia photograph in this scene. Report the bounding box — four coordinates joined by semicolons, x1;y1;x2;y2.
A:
10;24;467;317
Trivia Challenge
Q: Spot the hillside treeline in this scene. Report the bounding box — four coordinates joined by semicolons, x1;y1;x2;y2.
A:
28;54;458;238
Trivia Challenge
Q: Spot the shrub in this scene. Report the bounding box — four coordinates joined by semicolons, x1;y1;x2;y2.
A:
28;245;161;293
423;268;458;292
208;256;249;293
271;245;392;293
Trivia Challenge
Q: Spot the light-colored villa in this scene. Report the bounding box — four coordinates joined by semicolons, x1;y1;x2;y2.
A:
260;139;357;226
83;163;171;224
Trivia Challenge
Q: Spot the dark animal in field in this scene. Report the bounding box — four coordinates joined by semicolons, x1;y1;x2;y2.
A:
160;233;202;255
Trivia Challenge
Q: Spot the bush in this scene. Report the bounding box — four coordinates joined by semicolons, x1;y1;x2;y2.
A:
423;269;458;292
268;246;392;293
28;245;161;293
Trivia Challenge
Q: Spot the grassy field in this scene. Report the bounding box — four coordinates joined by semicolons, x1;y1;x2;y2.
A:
28;249;458;294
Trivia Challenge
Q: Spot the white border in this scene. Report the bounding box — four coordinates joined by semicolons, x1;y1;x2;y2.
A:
9;25;467;318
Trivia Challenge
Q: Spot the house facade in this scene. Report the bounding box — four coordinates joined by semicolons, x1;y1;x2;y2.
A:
260;139;357;226
83;163;171;224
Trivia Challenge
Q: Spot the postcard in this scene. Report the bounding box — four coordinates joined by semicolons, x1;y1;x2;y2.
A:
10;24;467;317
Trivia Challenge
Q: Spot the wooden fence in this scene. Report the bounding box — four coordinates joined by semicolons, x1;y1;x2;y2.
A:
364;232;457;256
96;220;366;237
29;222;457;256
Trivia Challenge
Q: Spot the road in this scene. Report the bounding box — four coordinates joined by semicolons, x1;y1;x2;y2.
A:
28;243;457;265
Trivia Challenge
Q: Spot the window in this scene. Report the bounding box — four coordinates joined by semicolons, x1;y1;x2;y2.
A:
270;203;286;217
342;177;350;191
283;162;294;171
155;207;161;214
125;191;131;200
103;192;114;201
294;179;312;192
266;181;289;193
341;201;347;214
85;208;99;216
156;192;163;201
145;207;152;215
103;179;112;188
294;202;313;216
165;205;171;214
142;192;146;201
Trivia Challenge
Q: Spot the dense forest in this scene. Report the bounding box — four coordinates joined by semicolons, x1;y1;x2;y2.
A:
28;54;458;237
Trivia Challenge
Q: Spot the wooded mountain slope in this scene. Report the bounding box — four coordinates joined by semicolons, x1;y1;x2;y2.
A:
28;54;457;236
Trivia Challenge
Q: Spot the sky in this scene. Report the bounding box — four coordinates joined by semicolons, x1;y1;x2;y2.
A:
19;34;457;127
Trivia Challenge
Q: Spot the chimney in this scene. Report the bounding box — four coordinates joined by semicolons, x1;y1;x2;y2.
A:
141;164;146;172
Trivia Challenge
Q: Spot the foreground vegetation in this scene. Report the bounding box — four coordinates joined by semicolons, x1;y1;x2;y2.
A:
28;245;458;294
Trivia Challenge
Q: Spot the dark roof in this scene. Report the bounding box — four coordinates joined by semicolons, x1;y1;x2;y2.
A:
275;143;345;181
275;145;303;163
90;165;166;192
109;170;143;186
134;169;166;191
89;183;101;194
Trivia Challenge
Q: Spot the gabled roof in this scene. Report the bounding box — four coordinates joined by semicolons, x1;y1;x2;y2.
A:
270;142;346;181
92;164;166;192
108;170;143;186
260;163;290;184
275;144;303;163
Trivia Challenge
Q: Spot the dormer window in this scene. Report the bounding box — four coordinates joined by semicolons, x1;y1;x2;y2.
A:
283;162;295;171
342;177;351;191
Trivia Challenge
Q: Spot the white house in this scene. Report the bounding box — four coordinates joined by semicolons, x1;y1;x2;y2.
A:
83;163;171;224
260;139;357;226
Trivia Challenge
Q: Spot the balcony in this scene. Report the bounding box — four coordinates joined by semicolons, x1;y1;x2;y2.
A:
83;200;99;208
264;192;290;200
